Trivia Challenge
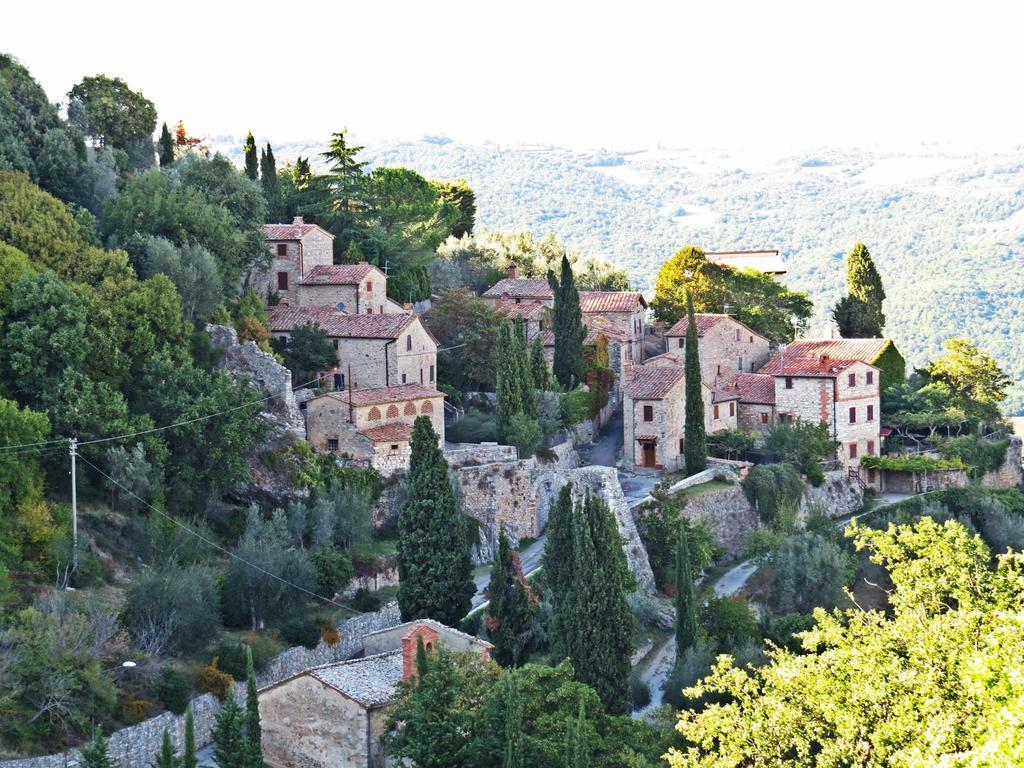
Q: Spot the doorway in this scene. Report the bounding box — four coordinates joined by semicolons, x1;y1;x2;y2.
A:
641;441;657;468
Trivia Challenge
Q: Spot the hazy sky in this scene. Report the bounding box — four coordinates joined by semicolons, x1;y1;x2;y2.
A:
4;1;1021;152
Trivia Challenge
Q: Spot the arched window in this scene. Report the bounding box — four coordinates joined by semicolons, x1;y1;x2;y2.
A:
368;407;381;421
420;401;434;414
404;402;417;416
386;404;399;418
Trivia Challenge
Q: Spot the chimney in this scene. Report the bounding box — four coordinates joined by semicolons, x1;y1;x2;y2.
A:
401;624;440;681
292;216;304;225
507;263;519;279
622;362;636;385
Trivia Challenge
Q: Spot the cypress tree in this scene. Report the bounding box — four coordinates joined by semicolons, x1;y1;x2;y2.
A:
260;142;281;220
485;528;539;667
244;646;262;767
243;132;258;180
81;727;118;768
530;333;551;390
548;254;585;390
842;241;886;336
683;291;707;475
495;322;523;444
415;634;430;676
153;729;177;768
512;321;536;418
571;492;634;715
500;673;524;768
211;693;248;768
182;705;198;768
562;699;589;768
397;416;475;625
675;523;698;657
157;122;175;167
541;484;575;661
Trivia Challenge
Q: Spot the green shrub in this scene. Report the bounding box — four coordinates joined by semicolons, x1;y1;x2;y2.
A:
507;413;542;458
860;454;964;472
766;532;854;614
559;387;591;428
626;590;662;629
939;435;1009;478
279;615;322;650
662;638;717;710
763;420;838;485
761;612;815;652
742;463;803;530
210;642;248;681
310;548;353;598
446;408;497;443
157;668;191;715
351;587;381;613
629;674;651;711
699;596;761;653
991;488;1024;515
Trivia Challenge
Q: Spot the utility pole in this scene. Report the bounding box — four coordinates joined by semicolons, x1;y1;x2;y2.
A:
69;437;78;569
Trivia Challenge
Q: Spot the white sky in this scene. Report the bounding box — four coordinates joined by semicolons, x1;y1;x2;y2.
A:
4;1;1022;152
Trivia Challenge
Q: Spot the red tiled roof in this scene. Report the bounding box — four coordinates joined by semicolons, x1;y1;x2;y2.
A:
262;220;333;241
728;373;776;405
759;354;865;378
300;263;378;286
665;313;765;341
713;384;740;403
643;352;684;367
495;300;547;321
328;384;442;407
625;366;685;399
482;278;553;300
269;305;416;338
772;339;896;365
359;423;415;443
579;291;647;313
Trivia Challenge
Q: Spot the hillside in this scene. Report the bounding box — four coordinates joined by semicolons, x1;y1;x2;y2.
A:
216;137;1024;412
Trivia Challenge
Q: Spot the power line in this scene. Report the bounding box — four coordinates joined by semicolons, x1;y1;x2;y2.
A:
76;453;363;615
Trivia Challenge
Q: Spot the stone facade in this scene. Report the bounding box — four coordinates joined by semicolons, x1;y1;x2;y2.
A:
623;367;715;471
738;401;775;432
709;396;739;433
296;263;390;315
260;218;334;304
665;314;771;386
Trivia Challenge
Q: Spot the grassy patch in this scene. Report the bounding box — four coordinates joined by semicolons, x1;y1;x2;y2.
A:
674;479;734;500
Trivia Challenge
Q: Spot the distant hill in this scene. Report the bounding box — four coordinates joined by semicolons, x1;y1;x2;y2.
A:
214;137;1024;413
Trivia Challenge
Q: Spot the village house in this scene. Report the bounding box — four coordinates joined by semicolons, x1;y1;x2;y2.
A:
541;322;631;396
664;313;771;385
758;351;881;480
259;217;335;303
723;373;777;433
259;620;492;768
297;262;402;315
303;383;445;476
494;299;548;342
480;264;554;307
768;337;905;392
579;290;648;362
268;305;438;391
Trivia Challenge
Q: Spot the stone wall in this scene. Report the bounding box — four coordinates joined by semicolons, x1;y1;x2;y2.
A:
799;469;863;520
458;457;540;560
0;604;402;768
678;484;761;556
980;436;1023;489
445;443;518;466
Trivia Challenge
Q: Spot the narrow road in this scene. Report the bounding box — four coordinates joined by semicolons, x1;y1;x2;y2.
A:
633;635;676;719
470;533;547;609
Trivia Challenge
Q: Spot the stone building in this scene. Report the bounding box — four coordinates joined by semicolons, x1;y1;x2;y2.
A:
710;385;739;433
259;620;491;768
297;262;395;315
622;365;715;470
768;337;905;393
268;306;438;390
260;217;335;303
759;352;881;477
480;264;554;307
304;384;444;476
664;313;771;385
579;291;648;362
494;299;548;341
540;324;631;397
724;372;777;432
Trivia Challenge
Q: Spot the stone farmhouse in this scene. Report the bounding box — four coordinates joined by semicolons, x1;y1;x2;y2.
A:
759;351;881;480
304;384;445;476
259;217;335;303
770;338;905;392
268;306;439;391
259;620;491;768
541;322;632;396
664;313;770;385
297;263;401;315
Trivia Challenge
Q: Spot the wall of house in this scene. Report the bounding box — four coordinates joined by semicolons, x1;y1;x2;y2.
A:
260;675;370;768
301;230;334;273
623;380;686;471
350;397;445;437
264;240;301;303
738;402;775;433
298;283;361;311
774;376;834;425
393;321;438;387
370;439;412;477
583;308;645;362
668;319;770;384
833;362;882;470
709;399;738;433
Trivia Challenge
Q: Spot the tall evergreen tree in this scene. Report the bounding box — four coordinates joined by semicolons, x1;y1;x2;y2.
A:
547;254;585;390
157;122;175;167
562;699;589;768
243;132;258;180
397;416;475;625
571;492;634;715
541;485;575;661
153;729;178;768
834;241;886;337
260;142;281;220
81;727;118;768
211;693;248;768
495;322;524;444
499;673;524;768
512;322;536;418
182;705;198;768
485;528;539;667
244;646;263;768
675;523;698;657
683;291;707;475
529;334;551;390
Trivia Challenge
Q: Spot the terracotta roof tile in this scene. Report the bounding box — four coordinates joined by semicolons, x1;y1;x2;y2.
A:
495;300;547;321
579;291;647;313
309;650;403;708
643;352;684;367
625;366;685;399
540;326;629;346
759;354;865;378
325;384;442;407
728;373;776;405
359;423;415;442
482;278;553;300
665;313;765;341
772;339;895;365
262;220;333;241
300;263;377;286
269;305;416;338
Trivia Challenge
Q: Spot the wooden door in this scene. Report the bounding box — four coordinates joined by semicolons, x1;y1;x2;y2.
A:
642;442;657;468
